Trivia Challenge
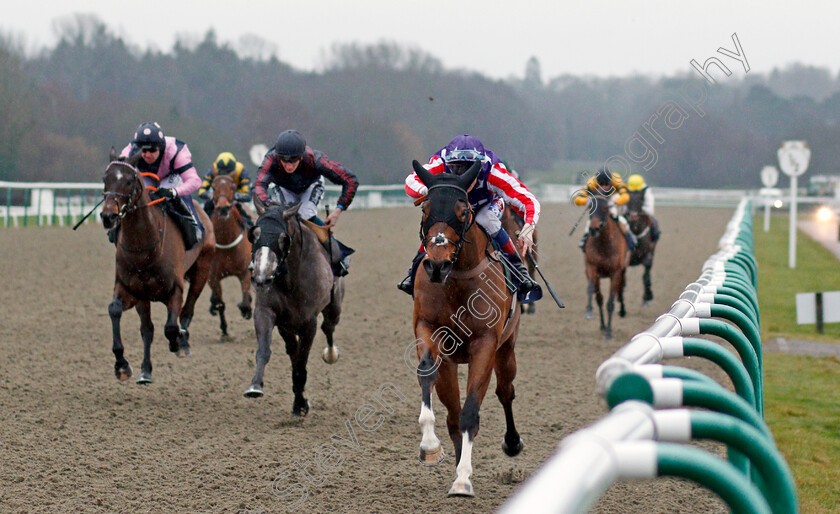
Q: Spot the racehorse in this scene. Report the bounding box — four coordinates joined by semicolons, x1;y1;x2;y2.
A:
100;149;215;383
625;190;657;306
207;174;253;336
501;204;538;315
583;194;627;339
244;202;344;416
409;160;523;498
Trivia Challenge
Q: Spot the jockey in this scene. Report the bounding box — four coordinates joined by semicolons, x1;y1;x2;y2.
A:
398;134;540;300
198;152;254;229
572;168;637;251
254;129;359;276
626;174;661;242
117;121;203;250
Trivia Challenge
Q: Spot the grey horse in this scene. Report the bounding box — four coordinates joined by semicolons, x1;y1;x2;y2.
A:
243;202;344;416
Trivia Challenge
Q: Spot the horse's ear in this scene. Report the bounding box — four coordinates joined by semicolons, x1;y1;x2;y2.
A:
456;161;481;191
282;202;301;220
247;225;261;244
109;147;117;162
127;152;143;167
253;195;268;216
412;160;437;190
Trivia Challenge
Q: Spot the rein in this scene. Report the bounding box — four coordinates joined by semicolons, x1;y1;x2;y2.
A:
104;163;167;220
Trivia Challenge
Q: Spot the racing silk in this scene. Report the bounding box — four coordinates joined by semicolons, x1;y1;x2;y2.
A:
254;146;358;210
120;136;201;197
405;152;541;225
198;162;251;196
639;186;655;216
572;174;630;207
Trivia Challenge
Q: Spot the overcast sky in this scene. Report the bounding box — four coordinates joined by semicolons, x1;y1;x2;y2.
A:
1;0;835;80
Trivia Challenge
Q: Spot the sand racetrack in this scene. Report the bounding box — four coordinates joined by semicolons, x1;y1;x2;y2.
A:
0;204;737;513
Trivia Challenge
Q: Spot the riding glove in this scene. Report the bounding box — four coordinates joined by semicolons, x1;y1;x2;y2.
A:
151;188;178;201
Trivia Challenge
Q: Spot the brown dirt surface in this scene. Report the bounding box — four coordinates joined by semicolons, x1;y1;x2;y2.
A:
0;205;737;513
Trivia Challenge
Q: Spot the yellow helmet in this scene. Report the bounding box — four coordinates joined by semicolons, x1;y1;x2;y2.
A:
627;174;645;191
214;152;238;173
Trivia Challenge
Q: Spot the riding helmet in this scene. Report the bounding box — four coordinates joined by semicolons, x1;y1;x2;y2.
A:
132;122;165;149
443;134;485;175
627;174;645;191
274;130;306;158
215;152;238;174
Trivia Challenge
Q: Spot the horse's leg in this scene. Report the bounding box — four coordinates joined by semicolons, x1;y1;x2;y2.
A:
642;251;654;305
595;277;606;333
449;334;496;498
244;305;276;398
319;281;342;365
605;279;615;340
135;300;155;384
109;288;136;381
495;339;523;457
585;274;595;320
416;325;446;466
434;358;461;467
236;268;253;320
618;265;627;318
178;254;213;356
290;319;317;416
208;267;227;336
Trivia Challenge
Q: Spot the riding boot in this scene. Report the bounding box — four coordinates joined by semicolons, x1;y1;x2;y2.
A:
327;236;353;277
397;251;426;296
203;200;214;218
624;228;637;250
169;198;201;251
651;217;661;242
579;232;588;252
500;250;538;296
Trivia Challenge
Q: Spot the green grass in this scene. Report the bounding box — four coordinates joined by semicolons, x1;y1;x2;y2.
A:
754;214;840;342
754;213;840;512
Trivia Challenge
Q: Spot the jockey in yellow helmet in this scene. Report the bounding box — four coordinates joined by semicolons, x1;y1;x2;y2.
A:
198;152;254;228
571;168;637;251
626;173;660;242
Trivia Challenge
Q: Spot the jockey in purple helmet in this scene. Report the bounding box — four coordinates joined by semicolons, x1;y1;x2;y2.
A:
399;134;541;302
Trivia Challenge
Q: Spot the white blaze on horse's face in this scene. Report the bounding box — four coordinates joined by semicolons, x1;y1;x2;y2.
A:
251;246;279;287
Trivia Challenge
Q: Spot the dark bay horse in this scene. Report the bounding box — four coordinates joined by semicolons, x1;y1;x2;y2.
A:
410;160;523;498
100;150;215;383
244;202;344;416
626;190;657;306
208;174;253;336
501;205;538;315
583;194;627;339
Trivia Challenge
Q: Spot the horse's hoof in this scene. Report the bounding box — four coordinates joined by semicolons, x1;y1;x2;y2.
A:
115;365;132;381
526;305;536;315
176;347;190;358
619;310;626;318
209;305;218;317
322;345;340;364
419;446;445;466
642;300;650;307
502;437;524;457
169;341;180;353
604;331;613;340
136;372;153;384
447;480;475;497
239;305;252;320
292;398;310;417
584;310;594;320
244;385;264;398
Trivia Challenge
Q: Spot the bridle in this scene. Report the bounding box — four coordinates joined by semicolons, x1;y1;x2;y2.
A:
420;183;475;265
103;161;166;220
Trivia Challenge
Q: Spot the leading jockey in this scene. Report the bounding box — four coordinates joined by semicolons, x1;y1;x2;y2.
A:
626;174;661;242
253;129;359;276
398;134;540;301
118;121;204;250
572;168;637;251
198;151;255;230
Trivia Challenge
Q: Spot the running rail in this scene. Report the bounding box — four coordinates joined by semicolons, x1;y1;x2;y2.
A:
500;199;798;514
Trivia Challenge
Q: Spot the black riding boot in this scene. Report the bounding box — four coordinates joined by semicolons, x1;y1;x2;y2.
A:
324;236;354;277
500;250;538;296
624;228;637;250
651;217;661;242
397;251;426;296
168;198;201;251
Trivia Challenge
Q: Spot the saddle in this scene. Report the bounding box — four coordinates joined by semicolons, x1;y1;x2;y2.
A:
301;219;354;277
162;198;203;251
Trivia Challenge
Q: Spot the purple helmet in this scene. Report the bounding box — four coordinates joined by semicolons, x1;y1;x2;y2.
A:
442;134;486;175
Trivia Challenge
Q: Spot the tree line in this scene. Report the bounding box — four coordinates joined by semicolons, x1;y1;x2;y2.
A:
1;14;839;189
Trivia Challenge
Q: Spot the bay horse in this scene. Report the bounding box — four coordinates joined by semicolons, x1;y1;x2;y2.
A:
207;174;253;336
410;160;523;498
625;190;657;306
244;202;344;416
100;150;215;383
583;194;627;339
501;204;538;315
